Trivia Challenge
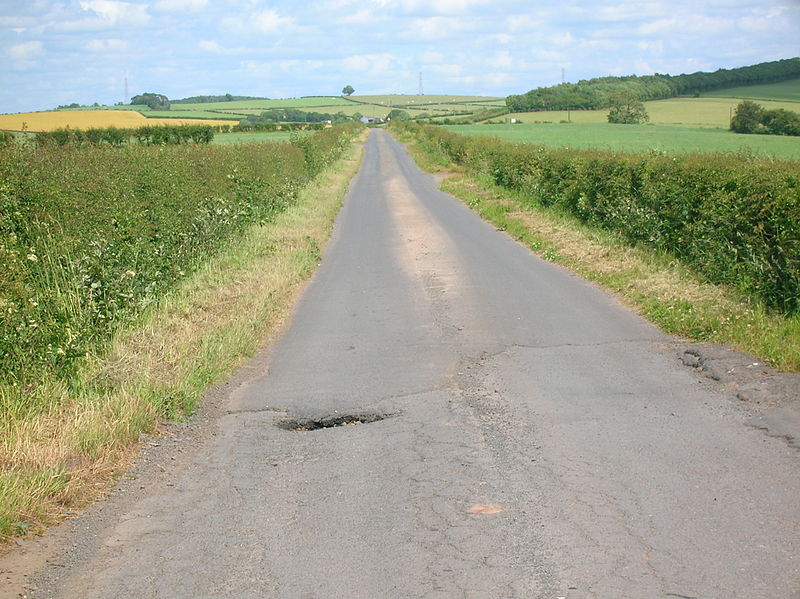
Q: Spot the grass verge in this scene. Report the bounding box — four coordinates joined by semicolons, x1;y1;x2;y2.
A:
0;133;366;545
400;136;800;372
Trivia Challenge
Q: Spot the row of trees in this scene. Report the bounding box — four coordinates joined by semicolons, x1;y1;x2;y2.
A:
172;94;266;104
507;58;800;112
241;109;357;125
731;101;800;136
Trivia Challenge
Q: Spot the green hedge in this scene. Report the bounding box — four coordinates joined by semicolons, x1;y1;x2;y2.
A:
231;122;326;133
394;122;800;314
33;124;217;147
0;124;361;390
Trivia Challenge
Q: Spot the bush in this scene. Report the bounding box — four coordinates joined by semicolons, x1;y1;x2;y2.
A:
730;101;766;134
731;101;800;136
762;109;800;136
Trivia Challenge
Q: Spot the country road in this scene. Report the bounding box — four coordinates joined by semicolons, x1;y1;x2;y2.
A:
24;129;799;598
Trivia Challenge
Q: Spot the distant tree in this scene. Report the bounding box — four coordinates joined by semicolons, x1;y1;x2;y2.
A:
762;108;800;136
130;92;170;110
730;100;765;134
342;85;355;96
351;112;363;122
731;102;800;136
387;109;410;121
607;91;649;124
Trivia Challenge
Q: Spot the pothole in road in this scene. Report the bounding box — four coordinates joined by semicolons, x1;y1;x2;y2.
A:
276;412;396;432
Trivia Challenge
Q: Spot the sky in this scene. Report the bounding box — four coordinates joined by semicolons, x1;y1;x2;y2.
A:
1;0;799;114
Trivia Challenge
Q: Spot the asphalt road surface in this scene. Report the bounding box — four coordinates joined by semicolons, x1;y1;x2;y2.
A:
33;130;799;598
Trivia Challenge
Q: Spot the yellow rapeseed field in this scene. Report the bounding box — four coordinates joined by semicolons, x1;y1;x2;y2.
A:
0;110;234;132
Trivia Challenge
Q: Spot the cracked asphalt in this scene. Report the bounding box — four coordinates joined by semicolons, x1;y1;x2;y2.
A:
27;129;799;598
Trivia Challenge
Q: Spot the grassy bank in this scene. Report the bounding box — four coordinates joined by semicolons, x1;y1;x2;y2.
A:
392;126;800;372
0;131;365;542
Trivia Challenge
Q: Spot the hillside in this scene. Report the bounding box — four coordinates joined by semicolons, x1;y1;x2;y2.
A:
507;57;800;112
703;79;800;102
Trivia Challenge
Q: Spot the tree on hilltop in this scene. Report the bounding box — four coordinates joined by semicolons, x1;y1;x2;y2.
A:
131;93;170;110
607;91;649;124
342;85;355;96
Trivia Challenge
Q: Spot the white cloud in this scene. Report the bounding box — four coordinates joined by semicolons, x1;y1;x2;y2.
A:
8;41;44;60
633;59;655;74
154;0;208;10
78;0;150;26
252;9;296;33
489;33;514;44
279;59;324;71
420;51;445;63
638;40;664;55
485;72;513;87
336;9;378;24
429;62;463;76
0;16;36;29
401;0;491;14
342;53;396;75
223;8;297;35
315;0;489;13
197;40;244;55
6;41;44;72
597;2;666;23
551;32;575;46
488;51;514;69
242;60;275;77
86;38;129;52
407;16;470;40
638;13;733;36
637;17;678;35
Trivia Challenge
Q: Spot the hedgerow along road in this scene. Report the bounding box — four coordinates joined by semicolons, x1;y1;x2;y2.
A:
36;130;799;598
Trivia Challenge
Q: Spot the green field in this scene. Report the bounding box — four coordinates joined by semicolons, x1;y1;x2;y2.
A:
144;110;242;120
351;94;501;106
447;122;800;159
171;97;354;111
504;97;800;128
703;79;800;102
473;89;800;159
213;131;312;144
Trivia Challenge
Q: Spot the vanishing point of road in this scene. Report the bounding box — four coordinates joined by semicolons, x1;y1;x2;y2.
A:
31;130;799;598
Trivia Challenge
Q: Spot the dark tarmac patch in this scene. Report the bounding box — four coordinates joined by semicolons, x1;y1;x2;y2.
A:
678;343;799;406
276;412;397;432
678;342;800;448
